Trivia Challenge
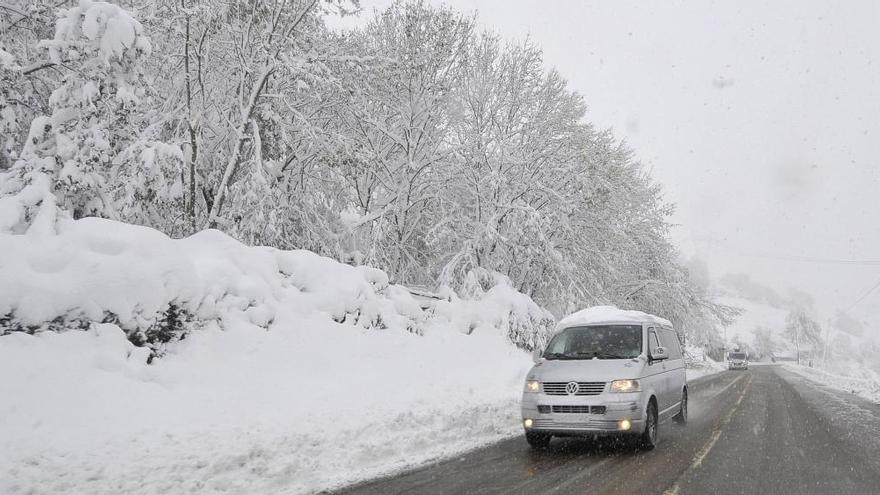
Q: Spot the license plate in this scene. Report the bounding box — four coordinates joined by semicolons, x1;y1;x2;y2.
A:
556;414;591;423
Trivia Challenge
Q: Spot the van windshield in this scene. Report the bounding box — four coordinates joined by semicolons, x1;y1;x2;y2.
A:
730;352;746;360
543;325;643;360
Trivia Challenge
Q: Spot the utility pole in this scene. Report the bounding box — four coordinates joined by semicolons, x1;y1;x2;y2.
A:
822;316;832;367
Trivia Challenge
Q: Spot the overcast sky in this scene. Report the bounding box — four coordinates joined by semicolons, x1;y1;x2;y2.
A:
331;0;880;324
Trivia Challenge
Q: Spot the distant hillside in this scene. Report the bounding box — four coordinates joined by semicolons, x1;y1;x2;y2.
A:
716;273;880;377
715;294;788;356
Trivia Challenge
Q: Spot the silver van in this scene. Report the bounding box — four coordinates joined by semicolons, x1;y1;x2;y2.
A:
521;307;687;449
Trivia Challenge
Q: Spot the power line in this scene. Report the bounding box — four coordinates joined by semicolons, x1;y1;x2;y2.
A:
696;241;880;313
690;240;880;266
844;276;880;313
740;252;880;266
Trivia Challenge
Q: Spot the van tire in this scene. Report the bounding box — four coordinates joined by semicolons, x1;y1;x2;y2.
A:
639;401;658;450
525;432;551;448
673;388;688;425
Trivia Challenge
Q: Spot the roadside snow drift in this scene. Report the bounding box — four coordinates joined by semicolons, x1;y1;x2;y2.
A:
0;218;540;494
783;364;880;404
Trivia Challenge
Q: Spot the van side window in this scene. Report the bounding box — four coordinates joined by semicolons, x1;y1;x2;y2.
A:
647;329;660;355
661;329;683;359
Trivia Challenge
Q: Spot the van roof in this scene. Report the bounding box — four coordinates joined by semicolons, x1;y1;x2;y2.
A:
556;305;673;331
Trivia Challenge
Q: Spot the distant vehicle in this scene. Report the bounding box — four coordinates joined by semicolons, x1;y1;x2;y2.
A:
728;351;749;370
521;307;687;450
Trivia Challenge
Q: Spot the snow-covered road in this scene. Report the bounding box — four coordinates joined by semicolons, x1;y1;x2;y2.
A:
337;365;880;494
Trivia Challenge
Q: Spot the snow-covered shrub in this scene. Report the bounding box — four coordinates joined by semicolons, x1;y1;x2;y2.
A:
112;138;185;233
0;216;553;359
430;268;554;351
0;303;193;362
0;216;434;359
126;302;194;361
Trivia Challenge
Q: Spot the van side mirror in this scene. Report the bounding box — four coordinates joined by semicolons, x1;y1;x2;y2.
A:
651;347;668;361
532;347;544;364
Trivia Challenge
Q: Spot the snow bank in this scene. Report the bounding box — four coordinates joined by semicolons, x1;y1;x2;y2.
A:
683;344;726;381
783;364;880;404
556;305;672;331
0;218;537;494
0;217;426;353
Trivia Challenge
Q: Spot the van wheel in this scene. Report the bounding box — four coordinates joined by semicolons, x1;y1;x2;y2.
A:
525;432;551;448
673;389;688;424
639;401;658;450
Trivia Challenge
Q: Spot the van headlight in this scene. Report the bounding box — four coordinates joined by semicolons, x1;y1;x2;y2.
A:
525;380;540;393
610;379;641;393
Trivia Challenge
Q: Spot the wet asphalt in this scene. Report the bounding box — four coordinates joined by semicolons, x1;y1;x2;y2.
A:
333;365;880;495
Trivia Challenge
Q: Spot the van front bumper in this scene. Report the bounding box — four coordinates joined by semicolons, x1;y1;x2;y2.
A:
521;392;648;435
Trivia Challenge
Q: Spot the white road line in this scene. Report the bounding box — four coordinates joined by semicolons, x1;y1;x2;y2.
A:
540;457;615;494
663;374;754;495
702;372;746;401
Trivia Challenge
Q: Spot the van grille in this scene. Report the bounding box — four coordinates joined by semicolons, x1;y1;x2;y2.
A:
532;418;619;430
552;405;590;413
542;382;606;395
547;405;607;414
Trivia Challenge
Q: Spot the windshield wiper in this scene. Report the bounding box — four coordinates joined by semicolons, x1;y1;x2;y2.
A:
553;351;597;360
545;351;627;360
544;352;589;360
570;352;597;358
592;352;630;359
543;352;568;360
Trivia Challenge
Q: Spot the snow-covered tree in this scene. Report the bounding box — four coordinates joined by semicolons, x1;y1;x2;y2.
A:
39;0;154;218
0;0;183;233
440;35;585;297
140;0;360;239
1;0;732;349
785;309;823;365
753;325;776;359
328;1;473;281
0;0;61;170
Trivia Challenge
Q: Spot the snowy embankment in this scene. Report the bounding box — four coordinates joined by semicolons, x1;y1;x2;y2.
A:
783;364;880;404
0;218;545;494
684;345;726;381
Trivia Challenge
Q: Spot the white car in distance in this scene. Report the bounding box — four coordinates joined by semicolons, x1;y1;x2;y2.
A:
728;351;749;370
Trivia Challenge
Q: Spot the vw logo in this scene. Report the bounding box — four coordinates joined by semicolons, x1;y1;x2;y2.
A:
565;382;579;395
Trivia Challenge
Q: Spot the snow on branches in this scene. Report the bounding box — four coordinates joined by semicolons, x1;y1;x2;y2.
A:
1;0;730;345
0;0;182;234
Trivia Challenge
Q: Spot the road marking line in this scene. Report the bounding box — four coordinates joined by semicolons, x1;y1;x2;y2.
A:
663;374;753;495
540;457;615;494
703;372;746;401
